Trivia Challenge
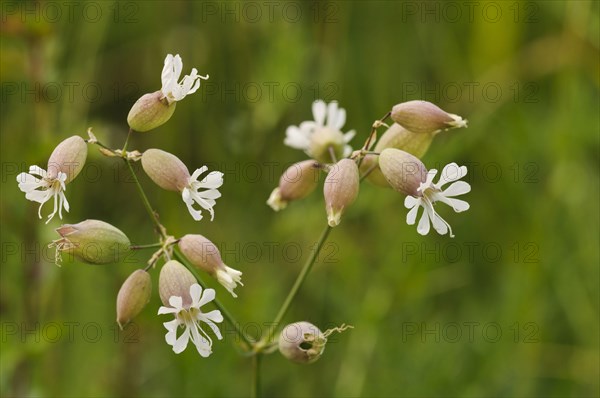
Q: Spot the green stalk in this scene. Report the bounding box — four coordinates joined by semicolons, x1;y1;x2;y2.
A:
251;354;261;398
124;159;166;239
130;243;164;250
262;225;332;345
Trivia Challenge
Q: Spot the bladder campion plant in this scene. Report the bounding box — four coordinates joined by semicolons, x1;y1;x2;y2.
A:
16;54;470;397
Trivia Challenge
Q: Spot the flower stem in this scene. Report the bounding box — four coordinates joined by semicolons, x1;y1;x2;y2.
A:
121;128;133;154
129;243;164;250
251;354;261;398
263;224;332;346
124;159;167;239
173;249;254;350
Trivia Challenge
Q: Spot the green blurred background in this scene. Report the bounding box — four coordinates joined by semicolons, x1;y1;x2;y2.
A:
1;1;599;397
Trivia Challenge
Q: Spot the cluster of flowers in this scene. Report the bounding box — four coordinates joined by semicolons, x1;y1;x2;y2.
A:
269;99;470;238
17;54;241;356
16;53;471;363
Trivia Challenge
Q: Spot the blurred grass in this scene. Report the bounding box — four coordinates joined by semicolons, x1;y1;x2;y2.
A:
1;1;599;397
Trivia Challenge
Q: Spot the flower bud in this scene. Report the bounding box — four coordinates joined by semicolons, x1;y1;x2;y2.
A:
378;148;427;196
267;160;320;211
324;159;359;227
178;234;243;297
361;123;435;188
50;219;131;264
158;260;197;307
391;100;467;135
141;148;190;192
116;269;152;329
127;91;176;132
47;135;88;183
309;128;345;164
374;123;434;158
278;322;326;364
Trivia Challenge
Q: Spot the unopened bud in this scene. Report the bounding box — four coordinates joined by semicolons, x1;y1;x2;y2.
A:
47;135;88;182
50;219;130;264
391;100;467;135
361;123;435;188
309;128;345;164
278;322;326;364
267;160;320;211
378;148;427;196
324;159;359;227
127;91;176;132
178;234;243;298
158;260;197;307
116;269;152;329
141;149;190;192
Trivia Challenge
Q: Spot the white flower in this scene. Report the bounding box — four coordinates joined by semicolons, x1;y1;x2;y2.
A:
284;100;356;161
181;166;224;221
215;266;244;298
16;166;70;224
161;54;209;104
158;283;223;357
404;163;470;237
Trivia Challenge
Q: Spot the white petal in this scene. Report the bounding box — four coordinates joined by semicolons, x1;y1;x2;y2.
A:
343;145;353;158
189;323;212;357
425;169;438;186
190;283;203;307
169;295;183;310
417;206;431;235
198;288;216;307
190;166;208;182
195;189;221;200
406;202;421;225
172;327;191;353
343;129;356;144
199;171;224;189
404;195;420;209
333;107;346;130
164;318;180;332
437;163;467;188
172;55;183;83
326;101;339;129
430;210;449;235
440;197;470;212
284;126;310;150
442;181;471;197
28;165;47;177
164;321;180;346
158;306;178;315
202;309;224;324
200;317;223;340
312;100;326;126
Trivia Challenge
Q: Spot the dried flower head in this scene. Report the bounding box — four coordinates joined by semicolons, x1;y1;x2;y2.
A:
278;322;326;364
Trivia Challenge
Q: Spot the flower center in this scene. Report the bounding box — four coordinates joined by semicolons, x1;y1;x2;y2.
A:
177;307;200;324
